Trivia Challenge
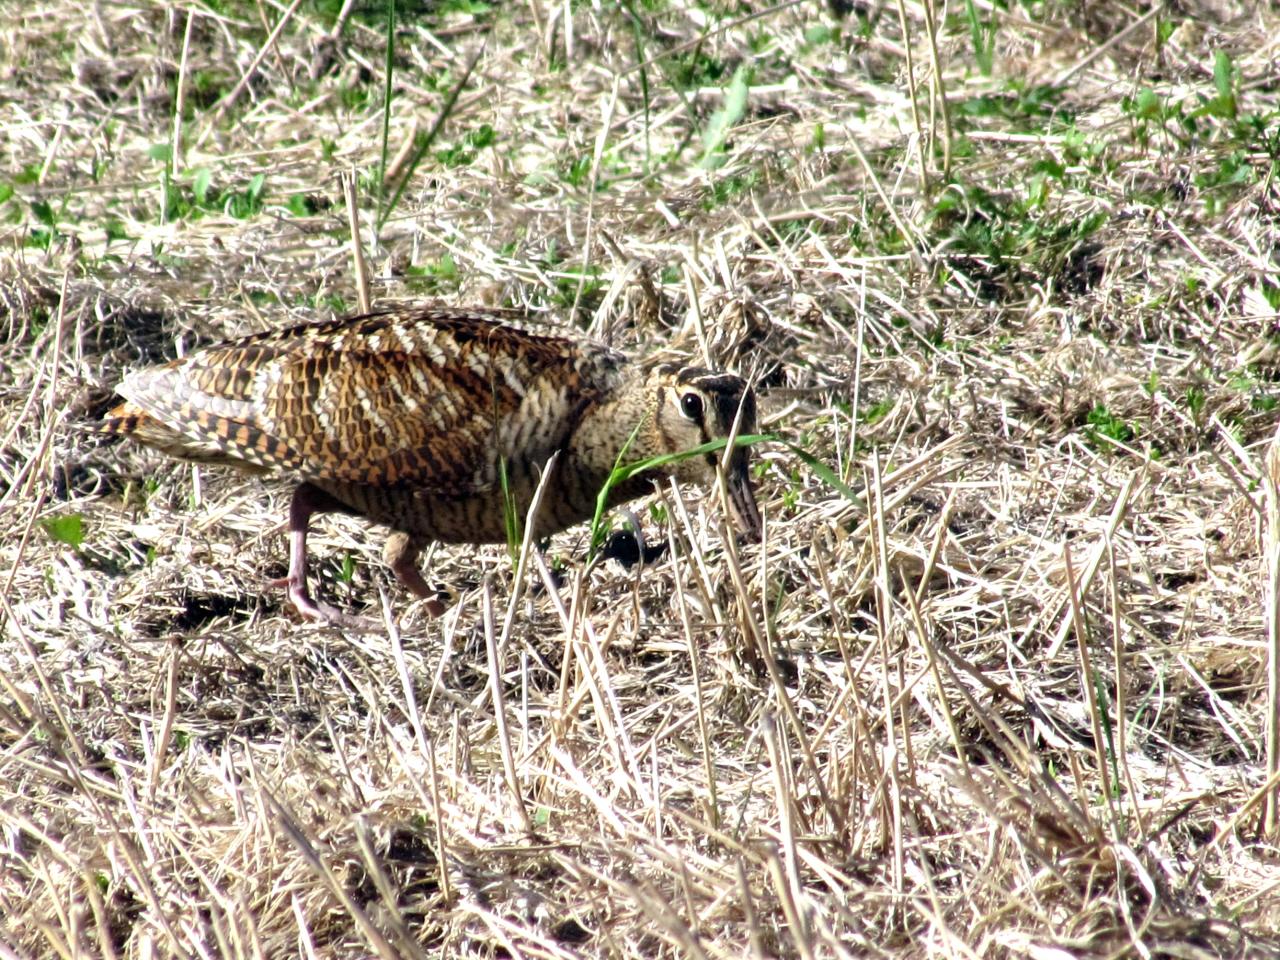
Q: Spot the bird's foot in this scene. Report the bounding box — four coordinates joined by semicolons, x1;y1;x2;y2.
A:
383;532;448;617
267;576;382;632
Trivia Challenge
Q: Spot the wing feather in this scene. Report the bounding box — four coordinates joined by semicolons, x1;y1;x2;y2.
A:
111;307;619;493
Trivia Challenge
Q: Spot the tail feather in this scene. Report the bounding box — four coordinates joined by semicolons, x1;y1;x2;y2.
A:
99;403;150;438
98;401;266;472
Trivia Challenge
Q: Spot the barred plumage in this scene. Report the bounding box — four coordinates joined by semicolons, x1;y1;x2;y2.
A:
102;304;761;626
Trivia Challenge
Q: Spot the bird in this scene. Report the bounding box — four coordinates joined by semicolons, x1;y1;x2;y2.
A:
101;304;762;627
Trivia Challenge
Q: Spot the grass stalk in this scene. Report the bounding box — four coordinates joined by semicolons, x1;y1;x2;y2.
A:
923;0;953;180
1063;544;1117;809
341;169;372;313
670;538;720;831
1265;428;1280;836
171;8;194;179
482;579;533;834
194;0;306;150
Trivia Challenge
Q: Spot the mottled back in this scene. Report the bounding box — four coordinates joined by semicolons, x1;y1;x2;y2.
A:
107;306;623;494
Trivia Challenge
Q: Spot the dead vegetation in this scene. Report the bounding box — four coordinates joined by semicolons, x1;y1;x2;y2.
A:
3;0;1280;956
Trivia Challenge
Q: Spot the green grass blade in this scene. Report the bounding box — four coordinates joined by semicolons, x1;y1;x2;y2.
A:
498;455;521;570
377;0;397;223
779;440;862;507
698;65;750;170
377;43;484;233
587;432;775;562
620;0;653;176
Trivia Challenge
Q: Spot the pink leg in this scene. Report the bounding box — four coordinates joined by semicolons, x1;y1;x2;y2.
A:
382;531;446;617
268;483;375;629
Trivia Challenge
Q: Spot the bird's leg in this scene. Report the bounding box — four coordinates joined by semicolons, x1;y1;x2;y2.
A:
269;483;375;629
382;531;446;617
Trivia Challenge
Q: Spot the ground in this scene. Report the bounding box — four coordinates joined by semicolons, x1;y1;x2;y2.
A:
2;0;1280;957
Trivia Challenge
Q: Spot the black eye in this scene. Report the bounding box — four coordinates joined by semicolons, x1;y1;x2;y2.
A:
679;391;704;422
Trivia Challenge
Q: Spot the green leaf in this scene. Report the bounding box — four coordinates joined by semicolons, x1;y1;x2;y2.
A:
804;25;834;45
148;143;173;162
41;514;85;549
1132;89;1161;120
698;65;750;170
1192;50;1238;119
1213;50;1233;101
779;441;862;507
246;173;265;203
964;0;995;76
1085;405;1135;448
30;200;55;226
287;193;319;216
1183;387;1206;417
192;168;213;205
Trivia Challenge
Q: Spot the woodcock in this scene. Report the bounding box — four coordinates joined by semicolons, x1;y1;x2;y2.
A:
103;305;762;626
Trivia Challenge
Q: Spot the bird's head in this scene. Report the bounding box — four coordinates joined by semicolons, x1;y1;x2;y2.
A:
631;364;762;538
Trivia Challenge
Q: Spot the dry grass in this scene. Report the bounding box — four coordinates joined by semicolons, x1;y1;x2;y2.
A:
3;0;1280;956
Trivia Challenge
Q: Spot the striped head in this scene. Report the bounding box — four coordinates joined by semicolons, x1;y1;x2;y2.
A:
634;364;762;538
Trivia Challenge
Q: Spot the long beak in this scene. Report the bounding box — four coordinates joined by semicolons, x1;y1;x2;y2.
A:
725;456;762;541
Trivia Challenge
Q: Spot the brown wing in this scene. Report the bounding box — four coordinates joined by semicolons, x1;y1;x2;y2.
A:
110;306;616;493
